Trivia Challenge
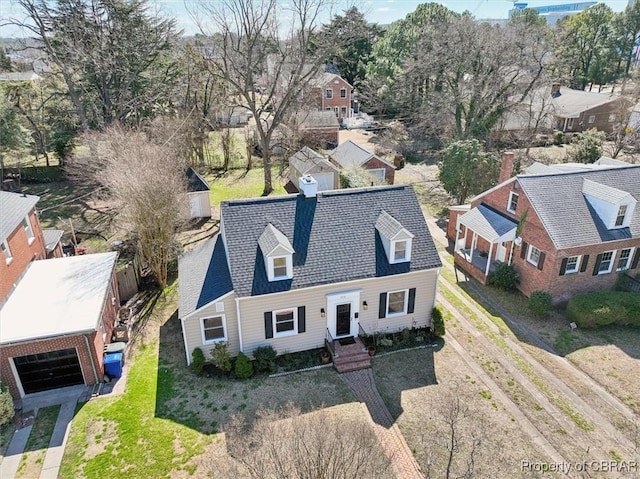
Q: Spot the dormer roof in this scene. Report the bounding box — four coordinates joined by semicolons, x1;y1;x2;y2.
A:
258;223;294;256
582;179;633;204
375;211;414;240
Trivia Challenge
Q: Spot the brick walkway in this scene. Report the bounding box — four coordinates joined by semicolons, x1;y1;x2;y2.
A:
341;369;424;479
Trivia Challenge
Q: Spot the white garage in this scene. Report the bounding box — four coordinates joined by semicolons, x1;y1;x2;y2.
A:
288;147;339;192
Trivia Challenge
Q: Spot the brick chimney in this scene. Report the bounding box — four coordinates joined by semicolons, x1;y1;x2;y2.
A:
499;152;515;183
551;82;561;98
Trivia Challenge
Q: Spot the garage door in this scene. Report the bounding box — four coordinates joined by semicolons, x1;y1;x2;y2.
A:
313;172;335;192
14;348;84;395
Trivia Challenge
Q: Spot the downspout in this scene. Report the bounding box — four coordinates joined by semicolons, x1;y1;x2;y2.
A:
180;316;191;366
84;334;99;384
235;296;244;353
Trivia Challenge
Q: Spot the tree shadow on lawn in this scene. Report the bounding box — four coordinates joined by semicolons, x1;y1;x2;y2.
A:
372;344;441;420
154;311;358;434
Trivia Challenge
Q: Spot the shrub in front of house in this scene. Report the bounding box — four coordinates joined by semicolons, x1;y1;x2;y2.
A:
253;345;277;373
487;263;519;291
528;291;553;317
0;382;14;427
190;347;205;375
234;352;254;379
567;292;640;328
211;342;233;374
432;306;445;336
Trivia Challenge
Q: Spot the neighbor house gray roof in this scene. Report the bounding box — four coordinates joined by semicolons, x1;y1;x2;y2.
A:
42;229;64;252
178;235;233;318
0;252;118;344
221;185;441;297
289;147;338;175
0;191;40;242
329;140;394;169
296;111;340;129
518;166;640;249
548;87;620;118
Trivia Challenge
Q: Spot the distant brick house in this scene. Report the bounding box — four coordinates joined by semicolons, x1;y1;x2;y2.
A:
313;73;353;122
448;154;640;303
329;140;395;184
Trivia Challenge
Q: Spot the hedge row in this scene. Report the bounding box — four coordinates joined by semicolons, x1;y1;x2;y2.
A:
566;291;640;328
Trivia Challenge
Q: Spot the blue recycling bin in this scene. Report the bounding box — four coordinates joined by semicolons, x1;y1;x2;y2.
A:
104;352;124;379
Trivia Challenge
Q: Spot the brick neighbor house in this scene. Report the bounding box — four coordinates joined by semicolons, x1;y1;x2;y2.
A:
313;73;353;122
1;191;63;302
1;191;122;400
448;153;640;303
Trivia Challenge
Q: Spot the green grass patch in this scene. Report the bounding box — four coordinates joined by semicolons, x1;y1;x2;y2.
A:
25;405;60;451
567;291;640;328
206;167;287;206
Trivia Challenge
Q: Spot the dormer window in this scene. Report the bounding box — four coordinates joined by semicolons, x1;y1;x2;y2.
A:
259;224;294;282
375;211;414;264
615;205;627;227
582;179;636;230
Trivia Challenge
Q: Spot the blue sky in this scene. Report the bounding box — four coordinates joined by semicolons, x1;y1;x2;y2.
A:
0;0;632;37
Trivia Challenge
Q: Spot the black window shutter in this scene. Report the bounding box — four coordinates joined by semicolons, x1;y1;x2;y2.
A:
297;306;306;333
520;242;528;260
264;312;273;339
559;258;568;276
580;255;589;272
631;249;640;270
537;252;545;271
407;288;416;314
592;254;603;276
379;293;387;319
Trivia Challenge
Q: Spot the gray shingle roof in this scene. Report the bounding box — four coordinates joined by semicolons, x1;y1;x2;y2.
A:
518;166;640;249
0;191;40;242
289;147;338;175
297;111;340;129
258;223;294;255
178;235;233;318
42;229;64;252
186;167;210;192
221;185;441;297
459;204;518;242
375;210;411;239
329;140;395;169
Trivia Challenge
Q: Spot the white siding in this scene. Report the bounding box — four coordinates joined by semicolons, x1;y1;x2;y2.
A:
187;191;211;219
182;293;239;364
237;269;439;356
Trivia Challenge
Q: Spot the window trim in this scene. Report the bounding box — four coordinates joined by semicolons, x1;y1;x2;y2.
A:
507;191;519;214
588;115;596;124
368;168;386;180
391;239;412;263
615;204;627;227
565;255;580;274
272;308;298;338
340;88;347;98
598;250;615;275
1;240;13;264
326;88;333;99
267;255;293;281
201;315;227;344
386;289;408;317
22;216;35;245
527;245;541;267
616;248;634;271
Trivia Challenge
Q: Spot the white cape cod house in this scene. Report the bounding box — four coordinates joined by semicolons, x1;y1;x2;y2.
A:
178;176;442;365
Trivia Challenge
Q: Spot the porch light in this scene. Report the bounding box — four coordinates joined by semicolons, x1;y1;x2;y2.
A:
362;301;368;310
320;308;325;317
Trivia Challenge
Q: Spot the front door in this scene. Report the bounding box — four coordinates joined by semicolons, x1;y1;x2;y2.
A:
336;303;351;337
496;242;507;263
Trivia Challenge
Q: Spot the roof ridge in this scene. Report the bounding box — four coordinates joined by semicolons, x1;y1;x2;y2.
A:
518;164;640;180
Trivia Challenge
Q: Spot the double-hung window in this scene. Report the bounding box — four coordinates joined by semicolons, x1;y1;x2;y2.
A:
202;316;226;343
565;256;579;274
507;192;519;214
326;89;333;99
274;308;297;336
386;290;407;316
272;257;288;279
527;245;542;267
1;241;12;264
22;217;35;244
617;248;633;271
598;251;615;274
340;88;347;98
615;205;627;227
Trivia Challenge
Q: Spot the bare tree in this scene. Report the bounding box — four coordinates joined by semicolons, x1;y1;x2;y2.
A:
194;0;332;195
218;403;393;479
68;124;188;287
420;382;488;479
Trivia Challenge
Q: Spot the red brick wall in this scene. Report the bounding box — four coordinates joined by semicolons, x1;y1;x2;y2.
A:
0;209;47;302
320;77;352;120
447;209;468;240
363;157;395;184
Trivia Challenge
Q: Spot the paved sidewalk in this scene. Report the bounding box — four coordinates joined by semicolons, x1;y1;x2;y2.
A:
341;369;424;479
0;423;34;479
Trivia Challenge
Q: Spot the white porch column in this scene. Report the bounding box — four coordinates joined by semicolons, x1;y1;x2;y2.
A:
485;242;494;277
470;233;477;262
508;242;515;265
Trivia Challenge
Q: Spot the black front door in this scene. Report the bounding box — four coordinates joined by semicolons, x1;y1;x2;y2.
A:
336;303;351;336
